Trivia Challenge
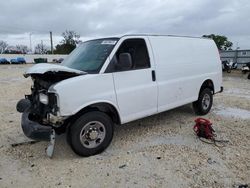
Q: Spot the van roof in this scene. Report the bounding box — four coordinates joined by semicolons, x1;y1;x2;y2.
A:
121;34;210;40
82;34;212;43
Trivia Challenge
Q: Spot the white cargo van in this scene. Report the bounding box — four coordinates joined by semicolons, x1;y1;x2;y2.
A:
17;35;223;157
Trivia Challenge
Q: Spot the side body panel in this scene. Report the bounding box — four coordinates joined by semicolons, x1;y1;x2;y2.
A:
112;68;157;123
148;36;222;112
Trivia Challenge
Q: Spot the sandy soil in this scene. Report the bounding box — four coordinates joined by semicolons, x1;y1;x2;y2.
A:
0;65;249;188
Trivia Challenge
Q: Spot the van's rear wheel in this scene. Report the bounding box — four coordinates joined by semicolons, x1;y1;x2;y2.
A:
69;111;113;157
193;88;213;115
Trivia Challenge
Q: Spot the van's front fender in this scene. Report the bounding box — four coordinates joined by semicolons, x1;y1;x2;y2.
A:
50;74;118;117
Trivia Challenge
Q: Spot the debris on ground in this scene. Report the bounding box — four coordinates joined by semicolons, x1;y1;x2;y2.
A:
119;164;127;169
11;140;40;147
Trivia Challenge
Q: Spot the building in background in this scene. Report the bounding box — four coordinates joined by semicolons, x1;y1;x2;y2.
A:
220;49;250;68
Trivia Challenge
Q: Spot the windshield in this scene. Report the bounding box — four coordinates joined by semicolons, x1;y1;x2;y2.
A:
62;38;118;73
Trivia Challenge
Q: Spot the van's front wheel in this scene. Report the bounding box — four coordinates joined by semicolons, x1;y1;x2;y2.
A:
69;111;114;157
193;88;213;115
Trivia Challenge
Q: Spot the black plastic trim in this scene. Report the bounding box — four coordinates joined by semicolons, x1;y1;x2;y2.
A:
21;112;53;141
152;70;156;81
214;86;223;94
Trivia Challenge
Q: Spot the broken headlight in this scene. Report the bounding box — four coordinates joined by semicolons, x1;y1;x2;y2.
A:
39;93;49;105
48;93;59;115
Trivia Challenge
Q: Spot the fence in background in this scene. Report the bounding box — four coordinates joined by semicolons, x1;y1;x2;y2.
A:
220;49;250;69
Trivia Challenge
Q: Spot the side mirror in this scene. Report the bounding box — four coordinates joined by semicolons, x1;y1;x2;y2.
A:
115;53;132;71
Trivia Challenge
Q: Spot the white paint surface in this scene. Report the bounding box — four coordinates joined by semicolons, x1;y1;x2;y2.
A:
25;63;85;76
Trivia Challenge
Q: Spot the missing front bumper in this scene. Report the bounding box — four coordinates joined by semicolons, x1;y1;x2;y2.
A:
21;112;56;157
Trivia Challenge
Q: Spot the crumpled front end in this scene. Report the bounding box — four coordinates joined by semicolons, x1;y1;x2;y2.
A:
16;63;85;141
16;77;61;140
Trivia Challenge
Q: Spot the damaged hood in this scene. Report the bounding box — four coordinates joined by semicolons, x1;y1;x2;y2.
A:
24;63;85;77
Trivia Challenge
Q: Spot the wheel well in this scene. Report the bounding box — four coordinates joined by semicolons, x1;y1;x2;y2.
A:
73;103;121;125
200;79;214;94
57;103;121;134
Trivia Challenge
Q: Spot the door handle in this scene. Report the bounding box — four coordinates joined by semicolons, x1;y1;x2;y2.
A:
152;70;156;81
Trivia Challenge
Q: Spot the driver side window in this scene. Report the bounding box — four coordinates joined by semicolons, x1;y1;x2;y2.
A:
105;38;150;72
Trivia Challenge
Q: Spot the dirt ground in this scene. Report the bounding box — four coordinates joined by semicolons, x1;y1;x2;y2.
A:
0;64;249;188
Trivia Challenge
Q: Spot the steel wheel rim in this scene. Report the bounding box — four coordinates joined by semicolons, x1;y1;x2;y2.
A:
202;93;210;110
79;121;106;149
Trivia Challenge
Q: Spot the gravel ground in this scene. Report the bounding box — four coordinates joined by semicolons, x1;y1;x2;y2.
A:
0;65;249;188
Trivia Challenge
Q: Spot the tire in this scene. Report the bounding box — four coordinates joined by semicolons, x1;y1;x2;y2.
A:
248;73;250;80
193;88;213;115
227;69;231;73
69;111;114;157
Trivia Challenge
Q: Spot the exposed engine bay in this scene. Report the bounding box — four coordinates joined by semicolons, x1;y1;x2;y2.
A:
18;71;83;127
16;63;86;157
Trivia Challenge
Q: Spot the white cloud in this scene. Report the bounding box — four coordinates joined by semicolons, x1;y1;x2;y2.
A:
0;0;250;49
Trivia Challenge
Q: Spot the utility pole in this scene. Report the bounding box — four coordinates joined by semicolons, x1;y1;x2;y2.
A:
50;31;53;54
234;42;240;64
41;40;44;54
29;32;32;53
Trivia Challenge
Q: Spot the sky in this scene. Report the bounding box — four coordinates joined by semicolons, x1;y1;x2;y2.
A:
0;0;250;50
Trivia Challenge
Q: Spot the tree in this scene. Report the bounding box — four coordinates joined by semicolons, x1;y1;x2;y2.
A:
0;40;8;54
54;30;81;54
35;43;49;54
62;30;81;45
202;34;233;50
16;44;28;54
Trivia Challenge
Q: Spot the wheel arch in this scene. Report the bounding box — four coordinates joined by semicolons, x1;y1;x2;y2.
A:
199;79;215;95
68;101;121;125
